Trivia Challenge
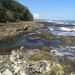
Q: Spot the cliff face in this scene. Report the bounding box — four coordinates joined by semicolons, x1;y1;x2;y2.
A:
0;0;33;22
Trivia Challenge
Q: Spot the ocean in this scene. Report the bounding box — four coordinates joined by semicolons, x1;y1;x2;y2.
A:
52;20;75;23
47;20;75;25
47;20;75;60
47;20;75;36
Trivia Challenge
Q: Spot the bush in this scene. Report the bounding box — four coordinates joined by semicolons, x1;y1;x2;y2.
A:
0;0;33;22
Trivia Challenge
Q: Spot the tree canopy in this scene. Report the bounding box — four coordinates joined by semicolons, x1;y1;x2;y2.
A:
0;0;33;22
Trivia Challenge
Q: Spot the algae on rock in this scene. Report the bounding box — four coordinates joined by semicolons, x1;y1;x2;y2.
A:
40;62;64;75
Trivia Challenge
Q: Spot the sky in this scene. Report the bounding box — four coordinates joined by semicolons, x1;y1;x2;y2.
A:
18;0;75;20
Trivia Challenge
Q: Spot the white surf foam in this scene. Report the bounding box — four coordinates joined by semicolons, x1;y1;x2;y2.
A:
72;23;75;25
48;25;75;36
48;28;54;31
51;46;75;60
60;27;75;31
55;22;64;24
52;31;75;36
47;20;53;23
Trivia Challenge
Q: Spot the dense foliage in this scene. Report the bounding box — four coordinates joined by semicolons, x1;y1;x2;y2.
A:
0;0;33;22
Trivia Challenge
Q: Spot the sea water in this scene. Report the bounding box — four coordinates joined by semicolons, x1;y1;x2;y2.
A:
48;20;75;36
47;20;75;60
51;46;75;60
48;20;75;24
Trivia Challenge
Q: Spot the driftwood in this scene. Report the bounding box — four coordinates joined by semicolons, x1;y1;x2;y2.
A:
23;24;28;33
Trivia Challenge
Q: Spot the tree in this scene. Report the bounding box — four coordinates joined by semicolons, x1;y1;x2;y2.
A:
0;0;33;22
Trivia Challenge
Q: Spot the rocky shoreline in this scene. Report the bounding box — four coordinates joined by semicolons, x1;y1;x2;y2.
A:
0;21;75;75
0;46;75;75
0;21;45;41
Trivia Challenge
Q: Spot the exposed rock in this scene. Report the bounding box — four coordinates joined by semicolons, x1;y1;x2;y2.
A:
13;65;21;73
51;63;64;75
0;72;3;75
0;46;74;75
52;35;75;46
19;71;26;75
3;69;13;75
0;22;45;41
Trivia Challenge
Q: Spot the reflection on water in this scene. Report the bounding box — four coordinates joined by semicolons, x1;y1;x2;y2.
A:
0;41;16;50
0;32;54;50
51;40;61;46
0;33;43;50
0;29;61;50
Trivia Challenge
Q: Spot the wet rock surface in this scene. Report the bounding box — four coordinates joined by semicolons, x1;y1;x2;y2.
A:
0;46;75;75
0;22;75;75
0;21;45;41
54;36;75;45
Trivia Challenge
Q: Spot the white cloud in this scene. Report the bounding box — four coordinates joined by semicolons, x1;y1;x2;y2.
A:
33;14;40;19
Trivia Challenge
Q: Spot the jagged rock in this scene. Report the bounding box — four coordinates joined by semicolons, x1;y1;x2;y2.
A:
0;72;3;75
10;50;17;62
13;65;21;73
20;46;24;50
0;46;74;75
19;71;26;75
3;69;13;75
71;72;75;75
51;63;64;75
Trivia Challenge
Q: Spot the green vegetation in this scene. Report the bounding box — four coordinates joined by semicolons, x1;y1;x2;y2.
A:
0;0;33;22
